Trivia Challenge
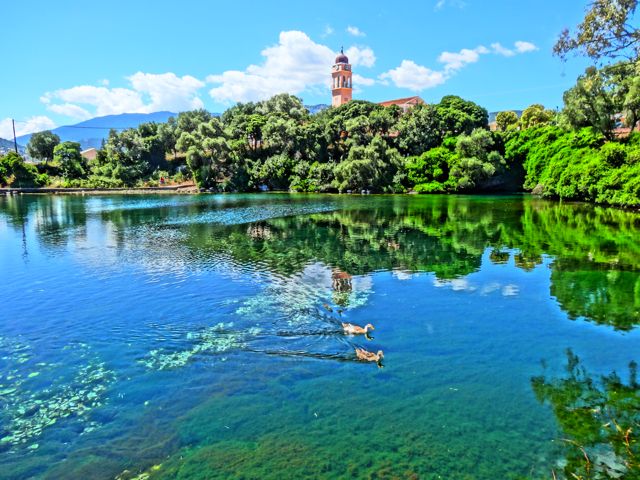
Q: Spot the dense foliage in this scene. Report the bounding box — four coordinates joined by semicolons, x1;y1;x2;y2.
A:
504;125;640;206
26;130;60;163
0;151;48;187
4;53;640;207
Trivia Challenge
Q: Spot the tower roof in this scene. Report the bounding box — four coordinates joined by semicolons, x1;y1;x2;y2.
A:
335;47;349;64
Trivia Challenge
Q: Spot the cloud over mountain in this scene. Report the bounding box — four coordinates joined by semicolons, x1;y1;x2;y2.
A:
40;73;205;120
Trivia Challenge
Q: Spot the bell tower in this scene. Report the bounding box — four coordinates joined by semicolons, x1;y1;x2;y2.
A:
331;47;352;107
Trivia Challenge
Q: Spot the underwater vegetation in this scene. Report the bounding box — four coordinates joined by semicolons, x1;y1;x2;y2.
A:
0;338;115;450
532;350;640;479
141;323;250;370
2;194;640;479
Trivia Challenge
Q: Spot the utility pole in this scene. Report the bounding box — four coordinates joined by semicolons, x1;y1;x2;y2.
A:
12;119;18;154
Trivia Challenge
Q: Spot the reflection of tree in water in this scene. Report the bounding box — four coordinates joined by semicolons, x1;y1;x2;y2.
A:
3;194;640;330
514;251;543;271
532;350;639;479
550;260;640;331
489;249;510;264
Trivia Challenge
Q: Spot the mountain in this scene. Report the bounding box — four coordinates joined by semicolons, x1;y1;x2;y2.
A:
306;104;329;114
16;111;178;150
14;105;330;153
0;137;26;155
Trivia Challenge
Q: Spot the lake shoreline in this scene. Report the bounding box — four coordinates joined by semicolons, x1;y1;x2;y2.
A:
2;188;639;212
0;185;198;195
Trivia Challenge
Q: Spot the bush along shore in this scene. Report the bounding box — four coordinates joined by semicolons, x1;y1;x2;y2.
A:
3;62;640;208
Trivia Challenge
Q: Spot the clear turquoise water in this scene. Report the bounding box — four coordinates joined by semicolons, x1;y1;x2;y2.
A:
0;194;638;479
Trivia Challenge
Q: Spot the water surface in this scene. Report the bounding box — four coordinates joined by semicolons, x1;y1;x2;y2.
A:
1;194;638;479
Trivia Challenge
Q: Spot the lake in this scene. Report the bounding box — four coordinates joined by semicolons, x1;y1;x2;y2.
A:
0;193;638;480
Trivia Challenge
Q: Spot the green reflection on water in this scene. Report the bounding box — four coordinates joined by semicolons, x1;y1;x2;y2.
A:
2;193;640;479
532;351;639;479
171;196;640;330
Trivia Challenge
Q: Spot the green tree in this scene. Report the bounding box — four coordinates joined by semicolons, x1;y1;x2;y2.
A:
562;68;617;138
158;117;179;160
495;111;519;131
520;104;555;129
53;141;86;179
137;122;167;171
94;129;150;185
369;105;401;135
435;95;489;137
394;104;442;155
26;130;60;163
0;152;46;187
333;135;402;192
176;109;214;137
609;60;640;131
450;129;505;190
257;93;308;121
177;119;237;189
554;0;640;61
403;146;455;193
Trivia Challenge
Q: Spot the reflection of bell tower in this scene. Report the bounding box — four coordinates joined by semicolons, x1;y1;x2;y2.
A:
332;268;353;306
331;47;352;107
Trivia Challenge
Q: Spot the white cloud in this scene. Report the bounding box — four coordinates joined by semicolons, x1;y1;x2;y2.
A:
346;46;376;67
491;41;539;57
439;46;489;72
380;41;538;92
434;277;476;292
41;72;205;119
479;281;520;296
491;42;516;57
346;25;365;37
128;72;205;112
435;0;466;10
515;41;539;53
502;284;520;296
322;25;334;37
353;74;375;87
47;103;92;120
0;116;56;139
207;31;376;103
379;60;446;91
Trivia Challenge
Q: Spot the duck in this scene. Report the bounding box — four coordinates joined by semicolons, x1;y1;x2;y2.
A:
355;347;384;364
342;322;374;335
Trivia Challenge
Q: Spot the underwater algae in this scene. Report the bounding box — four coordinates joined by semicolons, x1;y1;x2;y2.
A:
2;194;640;479
141;323;251;371
0;338;115;450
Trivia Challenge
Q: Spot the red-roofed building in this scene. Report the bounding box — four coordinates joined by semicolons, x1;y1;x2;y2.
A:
378;96;425;112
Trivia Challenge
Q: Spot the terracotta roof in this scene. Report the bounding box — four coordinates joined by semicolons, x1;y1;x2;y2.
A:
378;96;425;107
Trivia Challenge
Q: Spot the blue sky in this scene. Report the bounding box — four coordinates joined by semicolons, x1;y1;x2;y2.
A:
1;0;593;138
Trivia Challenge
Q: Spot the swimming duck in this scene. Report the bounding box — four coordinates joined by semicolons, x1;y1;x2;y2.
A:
342;322;374;335
355;347;384;363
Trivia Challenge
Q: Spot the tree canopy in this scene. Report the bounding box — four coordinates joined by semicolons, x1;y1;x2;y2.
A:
554;0;640;62
27;131;60;163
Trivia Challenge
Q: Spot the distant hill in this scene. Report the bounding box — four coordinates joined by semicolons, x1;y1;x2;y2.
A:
16;111;179;150
0;137;26;155
15;107;328;152
306;104;329;114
